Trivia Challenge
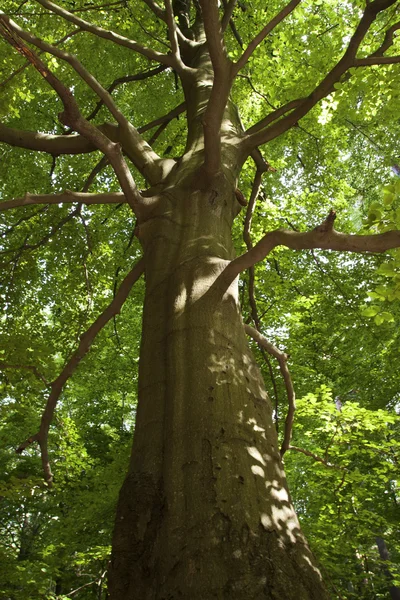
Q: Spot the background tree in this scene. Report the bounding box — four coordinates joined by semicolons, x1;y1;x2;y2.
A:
1;0;400;598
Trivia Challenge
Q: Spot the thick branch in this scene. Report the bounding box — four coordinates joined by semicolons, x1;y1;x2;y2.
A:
16;258;145;485
34;0;174;66
0;122;169;186
0;121;114;155
244;0;398;149
233;0;302;75
244;324;295;457
226;210;400;279
199;0;233;174
0;14;170;184
0;191;124;211
1;15;140;137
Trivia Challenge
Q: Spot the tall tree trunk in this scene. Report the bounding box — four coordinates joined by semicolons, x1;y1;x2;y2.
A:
108;177;330;599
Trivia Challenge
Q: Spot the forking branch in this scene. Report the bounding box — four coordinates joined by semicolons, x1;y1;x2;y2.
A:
241;0;400;152
225;210;400;282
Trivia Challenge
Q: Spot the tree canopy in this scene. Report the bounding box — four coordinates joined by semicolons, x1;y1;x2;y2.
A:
0;0;400;598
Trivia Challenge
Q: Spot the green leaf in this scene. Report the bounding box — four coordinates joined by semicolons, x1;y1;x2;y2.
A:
361;305;379;317
374;314;384;325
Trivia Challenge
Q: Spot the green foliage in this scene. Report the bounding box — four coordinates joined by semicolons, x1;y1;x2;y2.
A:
359;178;400;324
285;388;400;599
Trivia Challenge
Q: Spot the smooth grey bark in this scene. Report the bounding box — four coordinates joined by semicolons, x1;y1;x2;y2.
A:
108;164;330;598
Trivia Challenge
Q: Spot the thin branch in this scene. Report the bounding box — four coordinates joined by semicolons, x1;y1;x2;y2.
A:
243;169;263;250
0;191;124;211
131;12;170;49
240;169;283;433
226;209;400;280
138;101;186;134
244;324;295;457
65;580;97;598
239;73;277;109
0;15;144;214
288;445;345;470
246;98;304;136
1;206;80;257
221;0;237;33
344;118;384;151
81;155;109;193
0;363;49;386
148;120;169;145
1;205;48;238
86;65;167;122
70;1;125;13
16;258;145;485
34;0;174;66
233;0;302;76
165;0;183;70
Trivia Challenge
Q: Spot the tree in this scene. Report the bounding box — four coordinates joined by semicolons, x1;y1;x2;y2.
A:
1;0;400;598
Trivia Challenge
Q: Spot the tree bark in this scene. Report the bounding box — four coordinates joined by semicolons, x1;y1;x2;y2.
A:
108;176;330;599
